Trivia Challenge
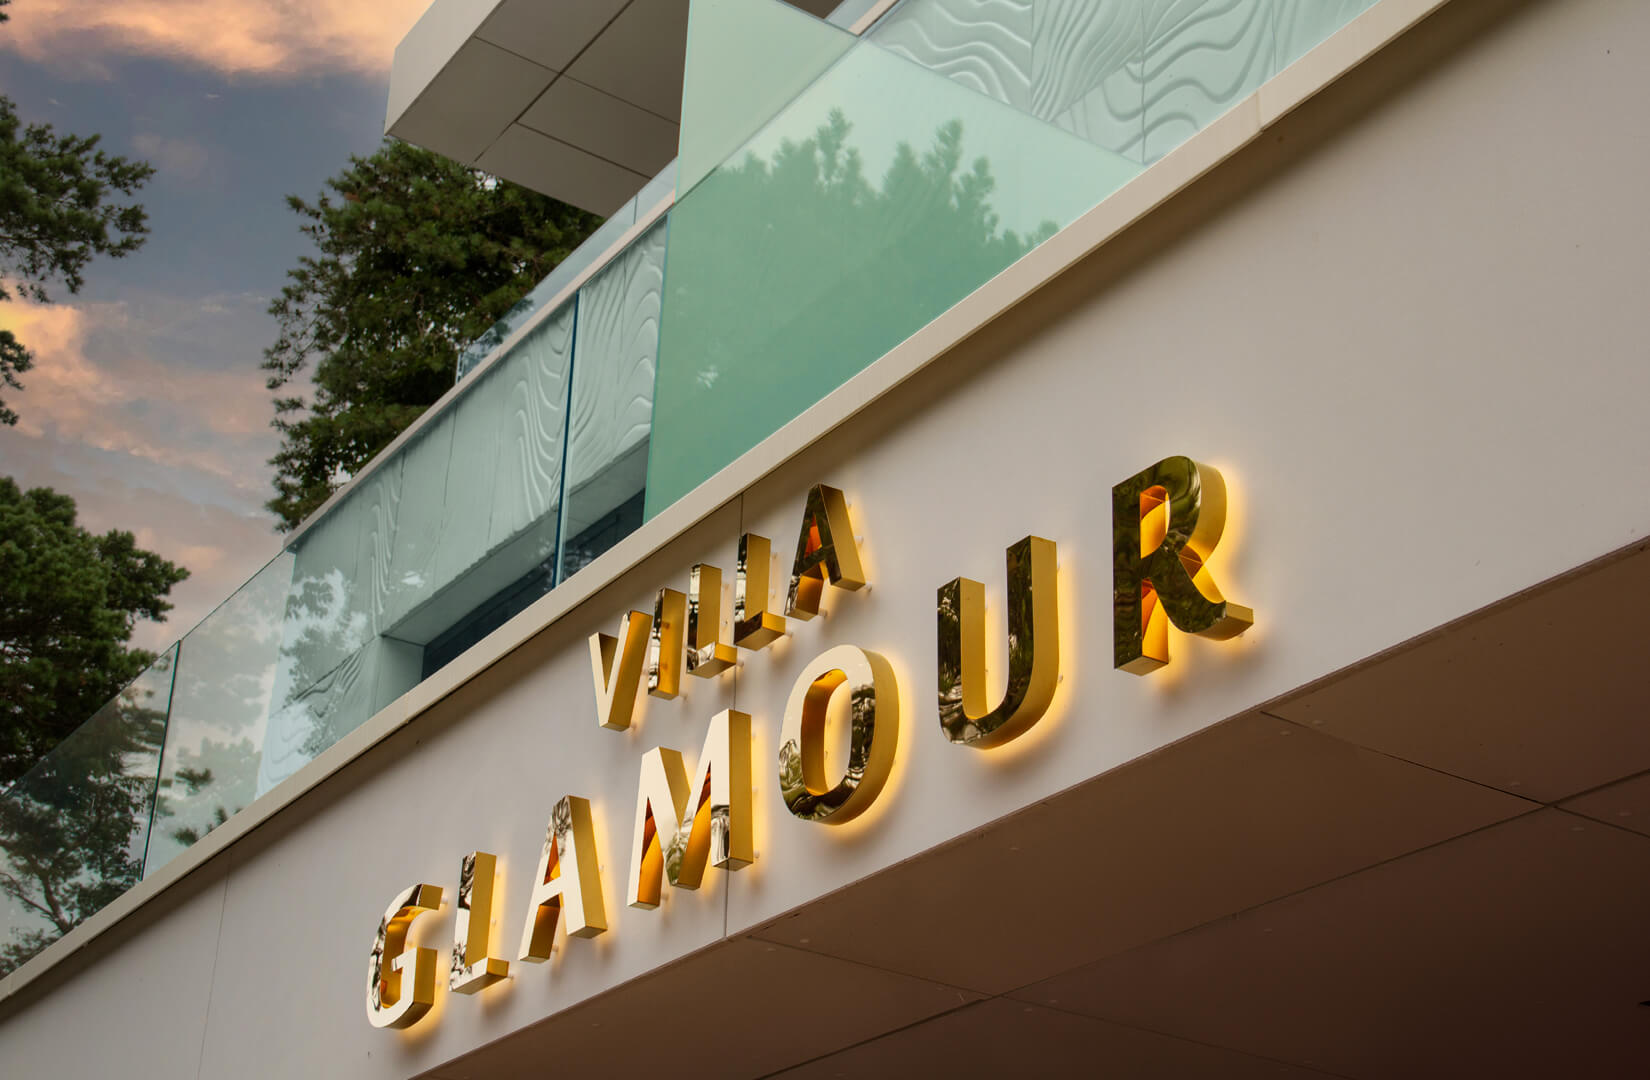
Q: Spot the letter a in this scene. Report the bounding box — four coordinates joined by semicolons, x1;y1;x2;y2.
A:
785;484;866;620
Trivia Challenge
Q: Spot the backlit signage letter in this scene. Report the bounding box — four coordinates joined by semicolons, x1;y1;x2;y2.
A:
938;536;1059;747
734;534;787;649
590;610;652;729
649;587;686;699
1112;457;1253;673
449;852;509;994
786;484;866;620
628;709;755;908
518;796;607;962
366;883;442;1029
779;645;899;824
685;563;737;677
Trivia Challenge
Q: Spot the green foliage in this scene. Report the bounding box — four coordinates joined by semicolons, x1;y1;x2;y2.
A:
262;138;603;530
0;4;154;425
0;478;188;785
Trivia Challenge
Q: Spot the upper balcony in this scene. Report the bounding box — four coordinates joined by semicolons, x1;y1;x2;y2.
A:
0;0;1383;981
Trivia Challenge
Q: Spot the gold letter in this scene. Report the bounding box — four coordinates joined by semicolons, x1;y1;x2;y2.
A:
649;587;685;699
938;536;1059;747
627;709;755;909
450;852;509;994
785;484;866;620
733;534;786;649
518;796;607;963
686;564;736;678
590;610;652;729
1113;457;1253;674
366;883;442;1029
779;645;899;824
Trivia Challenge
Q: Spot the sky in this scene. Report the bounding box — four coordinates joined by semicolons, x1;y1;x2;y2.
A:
0;0;432;650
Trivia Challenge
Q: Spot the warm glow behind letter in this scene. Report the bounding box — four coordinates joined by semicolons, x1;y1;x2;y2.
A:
366;883;442;1029
1112;457;1253;673
937;535;1059;747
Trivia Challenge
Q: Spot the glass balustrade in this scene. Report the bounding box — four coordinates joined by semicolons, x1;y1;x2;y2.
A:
0;0;1384;979
0;648;175;974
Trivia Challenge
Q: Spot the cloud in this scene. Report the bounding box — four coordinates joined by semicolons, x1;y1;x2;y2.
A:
131;132;210;179
3;289;285;652
0;0;430;78
8;292;273;482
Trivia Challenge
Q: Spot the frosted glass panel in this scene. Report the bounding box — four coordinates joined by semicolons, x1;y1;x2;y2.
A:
456;207;638;382
375;410;454;632
488;305;573;554
561;220;666;578
1275;0;1379;69
0;647;175;975
872;0;1380;163
145;554;293;875
648;30;1140;514
394;303;575;643
677;0;856;196
871;0;1146;161
1141;0;1273;162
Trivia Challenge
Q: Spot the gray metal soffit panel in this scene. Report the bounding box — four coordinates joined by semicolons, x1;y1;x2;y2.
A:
387;0;839;215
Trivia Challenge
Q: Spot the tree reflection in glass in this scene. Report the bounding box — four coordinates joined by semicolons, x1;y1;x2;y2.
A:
0;649;174;976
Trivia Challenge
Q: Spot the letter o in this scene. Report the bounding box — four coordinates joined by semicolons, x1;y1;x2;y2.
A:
778;644;899;824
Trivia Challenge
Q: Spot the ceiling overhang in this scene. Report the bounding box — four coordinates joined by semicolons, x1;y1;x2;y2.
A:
386;0;838;215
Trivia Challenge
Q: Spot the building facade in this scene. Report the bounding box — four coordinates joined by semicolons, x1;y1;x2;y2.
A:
3;0;1649;1075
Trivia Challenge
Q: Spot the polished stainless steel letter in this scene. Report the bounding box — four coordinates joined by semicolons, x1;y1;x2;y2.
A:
786;484;866;620
450;852;509;994
649;587;686;699
518;796;607;963
779;645;899;824
686;564;737;678
1113;457;1253;673
628;709;755;908
591;610;652;729
938;536;1059;747
366;883;442;1029
734;534;787;649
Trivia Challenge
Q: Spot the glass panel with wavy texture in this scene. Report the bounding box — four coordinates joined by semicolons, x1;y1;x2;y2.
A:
396;301;576;647
248;445;425;795
648;18;1140;515
0;646;176;976
560;219;667;579
871;0;1379;164
1274;0;1379;69
456;205;636;382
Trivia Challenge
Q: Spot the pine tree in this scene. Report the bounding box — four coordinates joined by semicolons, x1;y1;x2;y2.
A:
0;478;188;785
262;139;602;529
0;0;154;426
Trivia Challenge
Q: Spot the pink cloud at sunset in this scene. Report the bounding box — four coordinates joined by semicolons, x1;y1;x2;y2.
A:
3;290;285;652
1;0;431;78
